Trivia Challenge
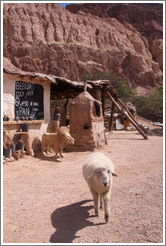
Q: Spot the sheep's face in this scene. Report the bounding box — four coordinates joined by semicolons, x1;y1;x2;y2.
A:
94;168;111;188
94;167;118;188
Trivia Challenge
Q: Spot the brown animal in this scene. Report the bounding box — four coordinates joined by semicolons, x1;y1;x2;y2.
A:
3;129;13;149
41;126;74;157
47;106;61;133
13;132;34;156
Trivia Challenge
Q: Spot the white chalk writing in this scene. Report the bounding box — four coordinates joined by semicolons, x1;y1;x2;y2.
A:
16;81;35;91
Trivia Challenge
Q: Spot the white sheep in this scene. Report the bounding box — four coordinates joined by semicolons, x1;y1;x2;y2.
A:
41;126;74;157
82;152;118;222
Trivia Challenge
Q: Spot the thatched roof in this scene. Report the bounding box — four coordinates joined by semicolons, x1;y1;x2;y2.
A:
3;57;109;99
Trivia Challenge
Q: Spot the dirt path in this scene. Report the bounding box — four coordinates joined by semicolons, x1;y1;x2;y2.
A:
3;130;163;244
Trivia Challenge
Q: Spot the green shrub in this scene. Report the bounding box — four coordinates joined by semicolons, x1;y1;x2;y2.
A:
81;71;163;122
110;75;137;102
81;70;136;101
134;86;163;122
81;70;109;81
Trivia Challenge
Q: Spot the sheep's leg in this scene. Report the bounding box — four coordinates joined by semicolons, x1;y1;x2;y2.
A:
59;148;64;157
46;144;50;153
103;192;110;223
41;144;45;155
100;194;104;209
90;189;99;216
54;147;58;157
47;145;52;153
45;144;49;154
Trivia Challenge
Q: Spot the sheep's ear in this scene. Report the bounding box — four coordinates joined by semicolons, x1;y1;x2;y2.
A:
112;171;119;177
88;171;94;179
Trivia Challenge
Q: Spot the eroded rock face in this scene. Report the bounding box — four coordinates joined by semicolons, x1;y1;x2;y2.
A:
3;3;163;94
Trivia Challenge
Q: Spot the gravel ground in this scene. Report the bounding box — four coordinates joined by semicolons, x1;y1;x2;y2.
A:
3;130;164;244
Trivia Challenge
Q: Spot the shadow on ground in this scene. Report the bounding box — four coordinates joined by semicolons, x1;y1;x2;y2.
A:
34;153;62;162
50;199;105;243
148;128;163;137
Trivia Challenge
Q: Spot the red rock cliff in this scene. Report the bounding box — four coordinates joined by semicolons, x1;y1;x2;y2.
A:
3;3;163;94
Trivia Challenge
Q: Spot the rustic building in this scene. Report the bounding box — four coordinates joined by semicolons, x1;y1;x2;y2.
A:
3;58;109;153
3;73;50;152
3;58;147;155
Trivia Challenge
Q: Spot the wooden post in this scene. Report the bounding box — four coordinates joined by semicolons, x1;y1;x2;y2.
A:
101;84;107;116
95;87;102;101
84;81;87;91
64;98;69;125
107;91;148;139
104;129;108;145
108;103;115;131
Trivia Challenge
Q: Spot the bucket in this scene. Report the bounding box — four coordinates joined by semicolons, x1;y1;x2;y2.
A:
21;123;29;132
3;147;12;158
16;141;25;151
124;118;131;129
11;144;16;153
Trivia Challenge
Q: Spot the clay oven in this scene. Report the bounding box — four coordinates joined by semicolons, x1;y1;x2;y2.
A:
69;91;105;151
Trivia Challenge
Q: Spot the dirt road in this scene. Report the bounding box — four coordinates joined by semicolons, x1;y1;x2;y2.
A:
3;130;163;244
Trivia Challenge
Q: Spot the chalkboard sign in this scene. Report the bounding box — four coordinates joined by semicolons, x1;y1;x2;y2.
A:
15;81;44;120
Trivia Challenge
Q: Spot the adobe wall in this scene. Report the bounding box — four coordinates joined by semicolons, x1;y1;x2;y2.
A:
3;73;50;152
69;91;105;151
